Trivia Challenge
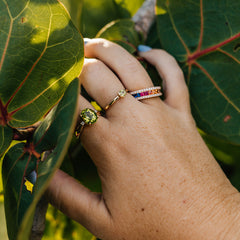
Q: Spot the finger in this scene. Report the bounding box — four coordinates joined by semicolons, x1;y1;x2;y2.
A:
77;95;116;174
77;94;108;139
46;170;112;239
84;39;161;105
80;58;135;114
138;48;190;112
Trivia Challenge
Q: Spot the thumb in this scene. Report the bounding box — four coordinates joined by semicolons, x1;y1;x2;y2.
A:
45;170;112;238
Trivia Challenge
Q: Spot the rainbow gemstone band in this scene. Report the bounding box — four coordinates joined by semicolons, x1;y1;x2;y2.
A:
130;86;162;100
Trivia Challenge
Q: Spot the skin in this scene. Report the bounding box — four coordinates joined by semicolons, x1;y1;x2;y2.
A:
46;39;240;240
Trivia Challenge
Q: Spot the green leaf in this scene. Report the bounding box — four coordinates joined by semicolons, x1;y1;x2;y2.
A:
113;0;145;17
2;142;36;240
2;78;79;240
0;125;12;157
200;130;240;165
0;0;83;128
80;0;140;38
0;202;8;239
96;19;143;54
156;0;240;144
59;0;83;29
43;205;95;240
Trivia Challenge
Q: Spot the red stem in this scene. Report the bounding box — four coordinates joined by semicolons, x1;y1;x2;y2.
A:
188;32;240;64
0;98;8;125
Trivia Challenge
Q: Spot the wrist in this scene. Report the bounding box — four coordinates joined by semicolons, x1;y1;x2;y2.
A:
214;188;240;240
197;184;240;240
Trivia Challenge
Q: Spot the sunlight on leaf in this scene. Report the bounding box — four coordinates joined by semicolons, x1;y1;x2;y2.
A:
43;205;95;240
0;0;84;128
114;0;144;16
24;180;34;194
155;5;167;15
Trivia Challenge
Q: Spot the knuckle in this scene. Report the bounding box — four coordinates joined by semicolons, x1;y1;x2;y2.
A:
91;38;112;49
123;55;140;74
82;58;105;77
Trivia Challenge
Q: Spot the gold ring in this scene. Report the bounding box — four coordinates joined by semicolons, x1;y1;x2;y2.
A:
75;108;99;138
104;89;127;111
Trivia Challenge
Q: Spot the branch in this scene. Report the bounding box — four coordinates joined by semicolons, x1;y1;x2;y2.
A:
13;122;41;141
132;0;156;39
30;196;48;240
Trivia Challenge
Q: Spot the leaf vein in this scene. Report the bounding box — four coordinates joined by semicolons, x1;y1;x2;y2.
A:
0;3;13;72
194;62;240;113
167;3;190;55
217;48;240;64
5;3;53;109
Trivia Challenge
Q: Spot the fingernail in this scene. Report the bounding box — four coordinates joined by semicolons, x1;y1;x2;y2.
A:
137;45;152;52
84;38;92;45
27;170;37;184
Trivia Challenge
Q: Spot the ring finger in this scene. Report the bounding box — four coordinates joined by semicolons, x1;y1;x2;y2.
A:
80;58;135;115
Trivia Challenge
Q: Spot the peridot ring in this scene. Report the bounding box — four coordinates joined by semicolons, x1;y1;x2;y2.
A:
75;108;99;137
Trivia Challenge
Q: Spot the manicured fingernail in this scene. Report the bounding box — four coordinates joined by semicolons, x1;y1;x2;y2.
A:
137;45;152;52
84;38;92;45
27;170;37;184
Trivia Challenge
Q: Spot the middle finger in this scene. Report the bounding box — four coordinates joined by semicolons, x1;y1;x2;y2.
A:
80;58;134;114
85;38;155;92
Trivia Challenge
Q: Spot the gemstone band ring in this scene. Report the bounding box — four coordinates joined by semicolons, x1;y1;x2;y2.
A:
75;108;99;138
104;89;128;111
130;86;162;100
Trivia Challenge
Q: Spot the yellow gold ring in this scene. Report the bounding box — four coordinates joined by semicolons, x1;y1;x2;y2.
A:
104;89;127;111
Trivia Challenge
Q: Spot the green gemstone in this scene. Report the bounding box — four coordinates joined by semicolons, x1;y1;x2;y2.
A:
119;89;127;97
81;108;98;125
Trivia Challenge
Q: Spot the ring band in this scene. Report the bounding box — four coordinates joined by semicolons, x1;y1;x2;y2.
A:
75;108;99;137
130;86;162;100
104;89;127;111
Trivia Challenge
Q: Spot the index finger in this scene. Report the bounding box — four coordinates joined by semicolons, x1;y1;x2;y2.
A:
84;38;154;92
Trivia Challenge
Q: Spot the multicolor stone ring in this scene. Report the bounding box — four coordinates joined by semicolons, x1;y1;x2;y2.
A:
104;89;128;111
130;86;162;100
75;108;99;138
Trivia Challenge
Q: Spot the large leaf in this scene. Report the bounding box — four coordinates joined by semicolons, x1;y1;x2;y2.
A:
2;78;79;240
156;0;240;145
0;0;83;128
2;142;36;240
0;125;12;157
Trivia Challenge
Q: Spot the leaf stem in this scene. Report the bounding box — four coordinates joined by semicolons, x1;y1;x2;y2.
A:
0;98;8;125
188;32;240;64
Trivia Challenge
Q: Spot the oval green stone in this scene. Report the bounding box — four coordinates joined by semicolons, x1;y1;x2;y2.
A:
81;108;98;125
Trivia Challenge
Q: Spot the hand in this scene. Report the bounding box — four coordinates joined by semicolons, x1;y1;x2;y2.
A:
46;39;240;240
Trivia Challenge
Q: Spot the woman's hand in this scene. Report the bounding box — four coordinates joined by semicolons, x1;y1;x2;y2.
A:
46;39;240;240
